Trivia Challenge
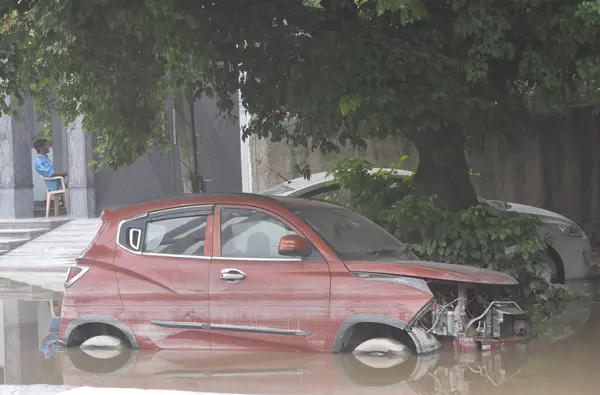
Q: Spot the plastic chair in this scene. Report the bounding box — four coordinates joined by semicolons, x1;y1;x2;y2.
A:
39;175;68;217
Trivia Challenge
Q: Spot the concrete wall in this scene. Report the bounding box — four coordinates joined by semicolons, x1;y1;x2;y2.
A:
467;122;600;250
0;97;35;218
248;134;418;192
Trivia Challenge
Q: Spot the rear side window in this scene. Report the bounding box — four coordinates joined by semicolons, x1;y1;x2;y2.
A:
145;215;208;256
118;215;147;253
117;205;213;256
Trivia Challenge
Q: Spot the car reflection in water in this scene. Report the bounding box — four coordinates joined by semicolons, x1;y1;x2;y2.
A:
59;346;527;395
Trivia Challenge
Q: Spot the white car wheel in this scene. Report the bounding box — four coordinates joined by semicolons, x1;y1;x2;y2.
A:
80;335;125;359
352;338;411;369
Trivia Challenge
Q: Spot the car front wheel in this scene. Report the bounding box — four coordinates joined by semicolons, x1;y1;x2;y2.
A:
352;338;411;369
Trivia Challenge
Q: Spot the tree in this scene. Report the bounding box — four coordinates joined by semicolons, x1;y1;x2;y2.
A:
3;0;600;209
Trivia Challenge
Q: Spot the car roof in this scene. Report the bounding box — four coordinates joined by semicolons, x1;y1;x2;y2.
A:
101;193;342;222
262;168;414;195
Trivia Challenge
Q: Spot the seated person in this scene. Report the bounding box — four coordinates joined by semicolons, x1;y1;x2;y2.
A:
34;139;68;205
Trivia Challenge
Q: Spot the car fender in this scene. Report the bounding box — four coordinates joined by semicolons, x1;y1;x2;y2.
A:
332;314;441;355
332;314;408;353
64;315;139;348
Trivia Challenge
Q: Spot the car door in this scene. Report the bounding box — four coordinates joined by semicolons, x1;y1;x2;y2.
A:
209;205;331;351
114;205;214;349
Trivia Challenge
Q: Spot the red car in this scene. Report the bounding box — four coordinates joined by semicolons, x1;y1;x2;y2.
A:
59;194;529;355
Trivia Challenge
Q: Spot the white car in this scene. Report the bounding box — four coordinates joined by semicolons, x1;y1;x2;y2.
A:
261;169;592;284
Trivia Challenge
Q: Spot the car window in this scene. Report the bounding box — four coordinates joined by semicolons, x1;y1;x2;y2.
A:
145;215;208;256
220;207;310;259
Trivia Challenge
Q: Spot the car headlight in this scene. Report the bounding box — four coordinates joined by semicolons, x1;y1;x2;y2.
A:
547;222;584;238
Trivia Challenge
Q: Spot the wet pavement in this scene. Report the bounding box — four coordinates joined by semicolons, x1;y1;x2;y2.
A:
2;278;600;395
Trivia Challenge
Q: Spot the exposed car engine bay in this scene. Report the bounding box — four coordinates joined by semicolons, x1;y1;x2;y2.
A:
420;281;530;350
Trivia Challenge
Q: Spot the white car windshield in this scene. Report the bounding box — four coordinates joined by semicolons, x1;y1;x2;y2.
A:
293;206;418;261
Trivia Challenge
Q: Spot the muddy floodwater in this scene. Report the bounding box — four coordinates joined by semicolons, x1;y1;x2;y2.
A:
1;277;600;395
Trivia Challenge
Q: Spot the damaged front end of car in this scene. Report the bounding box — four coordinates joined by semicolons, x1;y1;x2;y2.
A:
417;280;530;352
354;267;531;355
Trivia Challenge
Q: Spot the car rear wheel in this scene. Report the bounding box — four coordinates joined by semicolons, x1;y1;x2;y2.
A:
67;345;133;374
80;335;126;359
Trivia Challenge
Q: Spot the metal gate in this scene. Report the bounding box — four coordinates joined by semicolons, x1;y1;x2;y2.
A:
93;97;184;215
193;92;242;193
93;93;243;215
93;149;184;215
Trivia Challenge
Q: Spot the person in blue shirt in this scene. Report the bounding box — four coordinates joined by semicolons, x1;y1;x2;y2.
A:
34;139;68;201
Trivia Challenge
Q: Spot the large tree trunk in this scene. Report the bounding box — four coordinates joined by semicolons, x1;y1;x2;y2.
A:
410;123;478;211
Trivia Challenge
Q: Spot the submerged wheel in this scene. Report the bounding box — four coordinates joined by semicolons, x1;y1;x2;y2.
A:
352;338;411;369
67;343;133;374
338;338;417;386
80;335;127;359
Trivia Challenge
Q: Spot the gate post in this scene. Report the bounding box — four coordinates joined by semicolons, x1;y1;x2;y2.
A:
0;96;35;219
67;116;96;218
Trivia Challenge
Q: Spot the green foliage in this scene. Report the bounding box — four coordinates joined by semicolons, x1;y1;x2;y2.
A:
328;157;584;318
0;0;598;167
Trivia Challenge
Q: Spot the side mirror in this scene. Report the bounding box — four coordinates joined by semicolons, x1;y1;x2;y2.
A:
278;235;312;258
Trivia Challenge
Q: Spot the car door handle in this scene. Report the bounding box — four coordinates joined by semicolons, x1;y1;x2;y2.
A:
220;268;246;283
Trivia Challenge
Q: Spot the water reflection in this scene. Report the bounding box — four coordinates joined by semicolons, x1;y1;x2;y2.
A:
0;278;63;385
61;348;534;394
0;277;599;394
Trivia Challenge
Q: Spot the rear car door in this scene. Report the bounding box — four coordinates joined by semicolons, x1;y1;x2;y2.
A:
114;205;214;349
209;205;331;351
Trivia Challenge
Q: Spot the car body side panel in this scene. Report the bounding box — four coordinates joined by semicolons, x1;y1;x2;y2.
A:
114;252;212;349
209;257;332;351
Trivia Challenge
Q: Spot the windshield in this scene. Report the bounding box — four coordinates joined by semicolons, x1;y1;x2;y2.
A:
293;206;418;261
261;183;294;196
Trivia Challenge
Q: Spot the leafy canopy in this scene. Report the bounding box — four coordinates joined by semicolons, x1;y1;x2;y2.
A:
1;0;600;166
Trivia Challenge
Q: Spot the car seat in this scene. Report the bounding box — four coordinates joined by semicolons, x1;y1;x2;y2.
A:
246;232;271;258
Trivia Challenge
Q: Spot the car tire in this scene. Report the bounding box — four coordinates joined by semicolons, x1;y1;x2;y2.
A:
352;338;411;368
66;345;133;374
337;338;416;386
539;249;565;284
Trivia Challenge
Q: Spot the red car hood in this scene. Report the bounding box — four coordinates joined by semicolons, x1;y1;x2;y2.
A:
345;260;518;285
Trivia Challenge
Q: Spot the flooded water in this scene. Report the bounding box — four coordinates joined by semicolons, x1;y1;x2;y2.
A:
2;277;600;394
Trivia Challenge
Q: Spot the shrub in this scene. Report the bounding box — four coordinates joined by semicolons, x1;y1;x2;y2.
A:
327;157;582;320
